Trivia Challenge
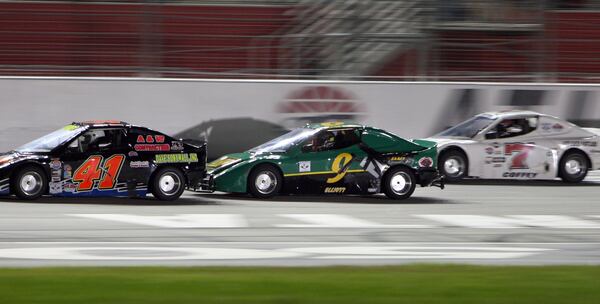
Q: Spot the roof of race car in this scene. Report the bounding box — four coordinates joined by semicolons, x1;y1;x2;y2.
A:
305;122;364;129
73;120;131;127
478;110;549;119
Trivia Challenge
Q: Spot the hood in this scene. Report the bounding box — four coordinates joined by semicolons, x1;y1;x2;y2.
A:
582;127;600;137
0;153;15;167
426;136;477;147
207;152;251;172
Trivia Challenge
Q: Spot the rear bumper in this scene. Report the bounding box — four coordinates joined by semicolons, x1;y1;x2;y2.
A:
417;168;445;189
190;174;215;192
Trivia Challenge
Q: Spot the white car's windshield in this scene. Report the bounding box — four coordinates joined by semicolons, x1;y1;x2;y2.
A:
437;115;496;138
250;128;318;153
16;125;86;153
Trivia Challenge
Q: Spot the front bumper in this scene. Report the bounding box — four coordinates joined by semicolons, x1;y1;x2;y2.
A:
417;168;445;189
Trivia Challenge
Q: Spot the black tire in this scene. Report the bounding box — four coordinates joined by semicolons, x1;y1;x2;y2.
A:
247;164;282;199
438;149;468;182
151;167;186;201
559;151;589;183
382;166;416;200
11;165;47;200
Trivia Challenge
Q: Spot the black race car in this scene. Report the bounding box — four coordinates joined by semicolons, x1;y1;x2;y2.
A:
0;121;207;201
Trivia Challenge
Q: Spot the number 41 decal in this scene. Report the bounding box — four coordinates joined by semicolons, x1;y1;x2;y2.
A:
72;155;125;191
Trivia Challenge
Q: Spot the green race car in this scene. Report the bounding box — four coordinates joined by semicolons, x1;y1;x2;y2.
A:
202;122;444;200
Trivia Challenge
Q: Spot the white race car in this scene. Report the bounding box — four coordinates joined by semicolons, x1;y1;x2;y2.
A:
427;110;600;182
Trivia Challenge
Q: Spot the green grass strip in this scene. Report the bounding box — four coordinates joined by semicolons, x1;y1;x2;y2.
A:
0;265;599;304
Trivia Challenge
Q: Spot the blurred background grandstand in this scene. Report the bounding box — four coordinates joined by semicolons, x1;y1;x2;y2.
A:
1;0;599;82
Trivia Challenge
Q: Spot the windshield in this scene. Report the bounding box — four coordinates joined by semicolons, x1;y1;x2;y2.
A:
16;125;86;153
437;115;496;138
250;128;318;153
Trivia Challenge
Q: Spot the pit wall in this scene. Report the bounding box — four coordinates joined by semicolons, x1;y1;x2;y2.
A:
1;77;599;151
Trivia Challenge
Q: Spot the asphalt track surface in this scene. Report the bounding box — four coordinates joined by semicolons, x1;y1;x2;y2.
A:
0;172;599;266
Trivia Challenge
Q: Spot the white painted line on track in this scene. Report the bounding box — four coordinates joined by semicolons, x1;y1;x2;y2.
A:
277;214;433;228
70;214;247;228
416;214;600;229
67;214;600;229
0;243;556;261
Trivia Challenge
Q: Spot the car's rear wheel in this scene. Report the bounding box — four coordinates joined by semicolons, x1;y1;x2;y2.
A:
12;166;47;200
151;167;185;201
438;150;468;182
248;164;282;199
382;166;416;200
559;151;588;183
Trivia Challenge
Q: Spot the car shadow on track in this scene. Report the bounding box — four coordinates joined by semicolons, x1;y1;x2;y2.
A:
194;193;456;205
0;196;220;206
452;179;600;187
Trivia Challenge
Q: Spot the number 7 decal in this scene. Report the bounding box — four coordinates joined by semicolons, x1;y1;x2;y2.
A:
72;155;125;191
504;143;533;169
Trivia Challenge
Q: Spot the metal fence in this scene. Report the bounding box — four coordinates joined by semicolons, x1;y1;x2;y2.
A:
1;0;600;82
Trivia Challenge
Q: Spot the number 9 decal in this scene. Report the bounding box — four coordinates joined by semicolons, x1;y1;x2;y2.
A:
327;153;353;184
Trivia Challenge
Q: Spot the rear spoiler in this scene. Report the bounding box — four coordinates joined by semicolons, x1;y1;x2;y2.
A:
181;139;206;149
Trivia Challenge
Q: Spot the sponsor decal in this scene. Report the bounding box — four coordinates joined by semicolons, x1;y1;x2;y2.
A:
49;182;62;194
562;140;598;147
389;156;413;165
207;157;239;170
552;123;564;130
63;165;72;179
137;135;166;144
130;161;150;168
418;157;433;168
51;170;61;182
503;172;537;178
324;186;346;194
298;161;311;172
63;182;76;193
128;151;139;157
155;153;198;164
135;135;170;152
541;123;552;131
49;159;62;170
485;147;494;155
492;157;506;163
277;86;366;128
171;141;184;151
134;144;170;152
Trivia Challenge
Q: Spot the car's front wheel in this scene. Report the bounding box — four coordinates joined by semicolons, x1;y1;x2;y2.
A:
438;150;468;182
151;167;186;201
559;151;588;183
12;166;47;200
382;166;416;200
248;164;282;199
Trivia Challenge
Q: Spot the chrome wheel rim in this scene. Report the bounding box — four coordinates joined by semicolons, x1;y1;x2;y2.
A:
159;173;180;195
565;158;584;175
444;157;464;177
255;171;277;195
390;172;412;195
20;172;43;195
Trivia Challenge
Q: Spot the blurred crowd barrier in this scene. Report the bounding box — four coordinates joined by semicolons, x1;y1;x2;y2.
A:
1;0;600;82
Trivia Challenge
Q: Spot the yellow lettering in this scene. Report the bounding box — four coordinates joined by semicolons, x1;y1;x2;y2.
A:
327;153;353;183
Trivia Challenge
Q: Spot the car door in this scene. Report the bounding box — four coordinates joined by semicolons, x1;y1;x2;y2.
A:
294;128;368;194
480;116;554;179
60;128;131;196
